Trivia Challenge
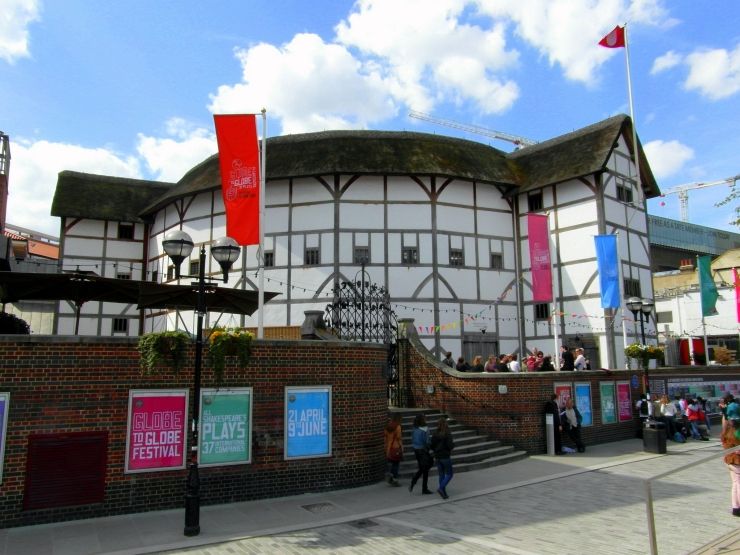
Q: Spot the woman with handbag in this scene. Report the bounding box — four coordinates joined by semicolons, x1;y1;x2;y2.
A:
384;412;403;486
409;414;434;495
721;417;740;517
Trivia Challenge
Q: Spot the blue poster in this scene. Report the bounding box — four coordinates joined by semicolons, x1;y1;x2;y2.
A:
285;387;332;459
0;393;8;483
594;235;620;309
574;383;592;427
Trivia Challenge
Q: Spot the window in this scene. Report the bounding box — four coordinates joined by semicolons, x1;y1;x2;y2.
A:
167;265;175;281
490;253;504;270
112;318;129;333
617;184;633;203
117;223;134;240
656;311;673;324
449;248;464;267
151;270;158;283
305;247;320;266
534;303;550;320
353;247;370;265
116;272;131;280
264;251;274;267
189;260;200;276
528;192;543;212
624;278;641;298
402;247;418;265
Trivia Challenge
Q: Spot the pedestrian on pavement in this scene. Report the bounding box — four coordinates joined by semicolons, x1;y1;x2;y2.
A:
431;418;454;499
544;394;563;455
720;416;740;517
442;352;454;368
687;398;710;440
409;414;434;495
659;394;678;439
384;413;403;486
560;398;586;452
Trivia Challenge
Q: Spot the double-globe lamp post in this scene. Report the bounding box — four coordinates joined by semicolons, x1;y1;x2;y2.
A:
162;230;240;537
626;297;655;412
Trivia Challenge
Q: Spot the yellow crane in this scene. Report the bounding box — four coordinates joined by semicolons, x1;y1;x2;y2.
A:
659;174;739;222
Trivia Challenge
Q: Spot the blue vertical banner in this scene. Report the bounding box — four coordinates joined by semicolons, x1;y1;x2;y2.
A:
594;235;620;309
574;383;593;426
0;393;9;483
285;386;332;459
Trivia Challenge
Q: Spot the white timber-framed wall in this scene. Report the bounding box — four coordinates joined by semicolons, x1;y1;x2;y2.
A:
52;116;659;370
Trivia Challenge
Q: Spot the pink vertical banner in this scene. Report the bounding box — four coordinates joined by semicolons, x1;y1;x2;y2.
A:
528;213;552;302
616;381;632;422
734;268;740;323
125;390;188;473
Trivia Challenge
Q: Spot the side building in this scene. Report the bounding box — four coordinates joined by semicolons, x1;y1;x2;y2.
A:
50;114;660;369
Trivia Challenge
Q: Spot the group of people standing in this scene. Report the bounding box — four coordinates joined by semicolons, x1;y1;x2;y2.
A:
384;413;455;500
544;394;586;454
442;345;589;373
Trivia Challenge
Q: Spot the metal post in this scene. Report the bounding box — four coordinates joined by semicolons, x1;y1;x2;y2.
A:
184;246;205;537
361;259;366;342
644;480;658;555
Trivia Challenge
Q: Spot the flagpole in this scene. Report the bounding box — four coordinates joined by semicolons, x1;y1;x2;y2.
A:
616;232;629;368
257;108;266;339
623;23;643;206
548;211;561;370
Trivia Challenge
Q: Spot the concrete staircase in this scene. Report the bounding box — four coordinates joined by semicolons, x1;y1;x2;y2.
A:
394;408;528;478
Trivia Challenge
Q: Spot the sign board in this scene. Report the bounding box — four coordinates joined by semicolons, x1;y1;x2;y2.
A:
600;382;617;424
616;381;633;422
574;383;592;426
125;390;188;473
553;382;572;410
285;386;332;459
199;388;252;467
0;393;8;483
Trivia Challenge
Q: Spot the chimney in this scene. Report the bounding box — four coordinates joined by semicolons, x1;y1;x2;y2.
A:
678;258;694;272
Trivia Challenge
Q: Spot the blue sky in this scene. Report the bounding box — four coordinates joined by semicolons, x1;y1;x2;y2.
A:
2;0;739;237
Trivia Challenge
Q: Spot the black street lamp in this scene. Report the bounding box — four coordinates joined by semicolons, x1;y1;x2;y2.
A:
626;297;655;408
162;230;240;537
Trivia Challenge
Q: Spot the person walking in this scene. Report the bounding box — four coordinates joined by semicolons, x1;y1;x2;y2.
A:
408;414;434;495
720;415;740;517
384;413;403;486
560;398;586;452
430;418;454;499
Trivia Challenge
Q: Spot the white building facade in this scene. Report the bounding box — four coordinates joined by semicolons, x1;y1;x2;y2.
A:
50;115;659;369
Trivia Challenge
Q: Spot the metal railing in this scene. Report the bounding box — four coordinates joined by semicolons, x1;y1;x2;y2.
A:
644;442;740;554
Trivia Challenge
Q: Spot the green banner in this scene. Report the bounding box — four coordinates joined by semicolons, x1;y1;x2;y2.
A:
600;382;617;424
697;255;719;317
199;389;251;466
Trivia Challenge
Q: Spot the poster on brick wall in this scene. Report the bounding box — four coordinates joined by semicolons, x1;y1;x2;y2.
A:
0;393;8;483
574;383;592;427
553;382;572;409
125;390;188;473
285;386;332;460
616;381;633;423
198;388;252;467
600;382;617;424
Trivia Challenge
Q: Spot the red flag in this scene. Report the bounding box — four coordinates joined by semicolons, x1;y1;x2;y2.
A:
528;214;553;302
214;114;261;246
734;267;740;323
599;25;625;48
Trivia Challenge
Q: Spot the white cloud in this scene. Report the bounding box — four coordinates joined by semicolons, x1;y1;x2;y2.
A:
136;118;217;182
209;34;396;134
651;50;682;74
0;0;40;63
8;140;141;236
643;139;694;179
683;44;740;100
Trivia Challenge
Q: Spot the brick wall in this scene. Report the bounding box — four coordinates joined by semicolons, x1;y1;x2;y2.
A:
0;336;388;528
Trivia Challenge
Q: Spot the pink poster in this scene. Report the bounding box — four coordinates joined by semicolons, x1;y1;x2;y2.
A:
125;390;188;473
554;383;572;410
527;213;553;302
616;382;632;422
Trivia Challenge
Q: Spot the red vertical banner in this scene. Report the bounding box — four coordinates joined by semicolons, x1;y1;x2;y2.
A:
214;114;260;246
734;267;740;323
528;213;552;302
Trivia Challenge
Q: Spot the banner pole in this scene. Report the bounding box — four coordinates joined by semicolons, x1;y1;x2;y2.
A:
616;232;629;368
257;109;266;339
548;211;561;370
623;23;643;207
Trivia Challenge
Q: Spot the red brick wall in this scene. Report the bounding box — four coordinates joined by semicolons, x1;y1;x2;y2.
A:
0;336;388;528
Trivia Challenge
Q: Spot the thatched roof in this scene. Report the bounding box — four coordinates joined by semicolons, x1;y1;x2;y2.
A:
51;171;174;222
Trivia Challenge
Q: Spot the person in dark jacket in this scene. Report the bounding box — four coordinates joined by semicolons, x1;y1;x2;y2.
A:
408;414;434;495
442;352;454;368
455;357;471;372
560;345;575;371
560;398;586;452
470;355;484;372
539;355;556;371
430;418;455;499
544;394;563;454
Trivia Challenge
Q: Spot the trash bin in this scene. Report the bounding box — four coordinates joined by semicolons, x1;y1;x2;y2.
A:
643;420;667;454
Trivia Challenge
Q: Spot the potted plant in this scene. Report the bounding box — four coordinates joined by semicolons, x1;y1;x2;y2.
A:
137;331;190;375
625;343;649;370
207;327;253;383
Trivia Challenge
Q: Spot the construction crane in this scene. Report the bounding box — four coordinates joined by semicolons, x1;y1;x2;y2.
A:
660;174;739;222
408;110;537;149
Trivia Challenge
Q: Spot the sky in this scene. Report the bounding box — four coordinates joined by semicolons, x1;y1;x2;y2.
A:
1;0;739;238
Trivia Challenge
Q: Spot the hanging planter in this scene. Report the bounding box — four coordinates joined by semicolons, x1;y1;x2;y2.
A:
207;327;254;384
625;343;664;370
137;331;190;375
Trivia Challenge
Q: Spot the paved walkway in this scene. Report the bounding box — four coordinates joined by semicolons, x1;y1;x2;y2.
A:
1;438;738;555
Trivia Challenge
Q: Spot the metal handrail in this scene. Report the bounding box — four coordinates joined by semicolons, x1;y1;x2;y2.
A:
644;442;740;554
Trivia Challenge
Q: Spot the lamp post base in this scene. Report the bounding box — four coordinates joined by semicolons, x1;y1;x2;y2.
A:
184;462;201;537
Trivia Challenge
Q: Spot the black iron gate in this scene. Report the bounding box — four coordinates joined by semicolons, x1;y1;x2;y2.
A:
323;274;404;407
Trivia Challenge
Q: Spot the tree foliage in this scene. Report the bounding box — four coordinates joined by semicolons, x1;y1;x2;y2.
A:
715;185;739;227
0;312;31;334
